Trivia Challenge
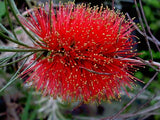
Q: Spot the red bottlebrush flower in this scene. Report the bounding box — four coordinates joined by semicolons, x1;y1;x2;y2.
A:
19;3;142;103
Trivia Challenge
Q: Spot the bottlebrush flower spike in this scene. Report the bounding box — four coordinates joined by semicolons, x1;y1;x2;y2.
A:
19;2;142;103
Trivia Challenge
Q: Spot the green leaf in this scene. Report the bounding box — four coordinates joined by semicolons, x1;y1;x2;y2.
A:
0;31;30;48
0;1;6;22
0;57;28;93
21;52;43;72
0;46;45;52
0;52;34;68
0;52;43;93
143;6;155;21
7;0;42;46
144;0;160;8
0;23;14;38
5;0;19;41
7;0;19;14
134;71;143;79
55;109;66;120
150;21;160;31
15;29;23;34
0;53;18;65
21;90;33;120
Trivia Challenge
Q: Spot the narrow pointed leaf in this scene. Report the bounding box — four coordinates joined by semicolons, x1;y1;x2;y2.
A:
0;23;14;38
0;31;30;47
0;52;34;68
0;46;45;52
5;0;19;41
0;53;18;65
7;0;42;46
22;52;43;72
7;0;19;14
0;53;43;93
0;57;28;93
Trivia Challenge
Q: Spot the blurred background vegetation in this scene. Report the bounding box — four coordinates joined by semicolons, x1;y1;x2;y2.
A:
0;0;160;120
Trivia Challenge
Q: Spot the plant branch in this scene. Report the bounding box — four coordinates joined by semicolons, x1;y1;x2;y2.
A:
119;101;160;119
119;57;160;71
79;66;112;75
136;57;160;71
134;0;153;60
139;0;160;52
126;13;160;47
112;0;114;10
49;0;52;33
108;72;158;120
